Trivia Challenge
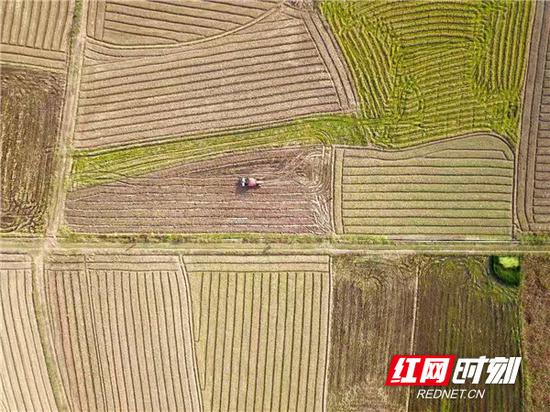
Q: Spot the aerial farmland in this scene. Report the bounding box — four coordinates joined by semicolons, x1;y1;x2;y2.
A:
0;0;549;411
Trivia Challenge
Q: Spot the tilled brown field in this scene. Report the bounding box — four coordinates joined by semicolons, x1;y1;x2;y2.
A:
329;256;417;412
329;255;523;412
65;146;332;234
516;1;550;234
0;253;58;411
521;255;550;411
333;134;515;240
409;257;522;412
0;0;74;72
86;0;281;46
75;3;356;149
1;66;65;233
43;253;201;412
185;254;331;412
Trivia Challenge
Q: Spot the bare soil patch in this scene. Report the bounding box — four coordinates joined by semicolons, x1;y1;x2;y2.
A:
410;257;522;412
328;255;417;412
1;66;64;233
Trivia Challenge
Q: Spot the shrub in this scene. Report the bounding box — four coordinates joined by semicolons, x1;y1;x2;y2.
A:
491;256;521;286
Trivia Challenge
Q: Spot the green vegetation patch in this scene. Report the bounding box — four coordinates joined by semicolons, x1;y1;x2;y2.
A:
320;0;533;145
71;116;366;188
491;255;522;286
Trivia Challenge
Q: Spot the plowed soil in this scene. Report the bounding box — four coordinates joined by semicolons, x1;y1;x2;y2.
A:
65;146;332;234
1;66;64;233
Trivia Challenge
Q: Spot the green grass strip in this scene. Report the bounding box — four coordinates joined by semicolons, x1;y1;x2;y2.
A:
71;116;366;188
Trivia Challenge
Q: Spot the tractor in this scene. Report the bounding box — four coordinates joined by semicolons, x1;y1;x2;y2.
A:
239;177;263;188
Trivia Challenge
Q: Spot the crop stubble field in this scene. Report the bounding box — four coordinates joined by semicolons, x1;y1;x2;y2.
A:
1;66;65;233
0;253;57;411
329;255;523;412
75;1;356;149
65;146;332;234
86;0;280;46
0;0;74;72
186;254;331;412
1;252;332;412
43;253;201;412
517;1;550;234
333;134;514;240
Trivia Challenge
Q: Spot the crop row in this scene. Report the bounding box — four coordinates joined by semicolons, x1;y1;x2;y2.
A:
320;0;533;146
516;1;550;234
187;262;330;412
0;254;58;411
76;6;355;149
43;254;201;412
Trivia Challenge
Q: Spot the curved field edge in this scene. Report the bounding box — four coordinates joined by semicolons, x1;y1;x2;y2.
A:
31;256;70;412
319;0;533;146
70;114;518;189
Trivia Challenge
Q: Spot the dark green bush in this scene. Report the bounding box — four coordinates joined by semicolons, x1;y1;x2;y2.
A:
491;256;521;286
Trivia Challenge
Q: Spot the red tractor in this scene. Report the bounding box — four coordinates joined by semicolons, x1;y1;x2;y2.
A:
239;177;263;188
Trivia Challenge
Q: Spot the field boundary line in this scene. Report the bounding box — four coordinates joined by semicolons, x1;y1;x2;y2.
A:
47;0;89;239
329;146;336;234
332;131;515;154
85;1;284;52
178;254;204;412
2;52;66;74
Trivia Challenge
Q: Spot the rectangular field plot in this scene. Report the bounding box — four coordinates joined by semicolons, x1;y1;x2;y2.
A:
43;254;201;412
0;253;58;411
333;134;514;240
65;146;332;235
409;257;523;411
328;256;416;411
76;4;356;149
517;1;550;233
0;0;74;72
1;66;65;233
185;255;331;412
